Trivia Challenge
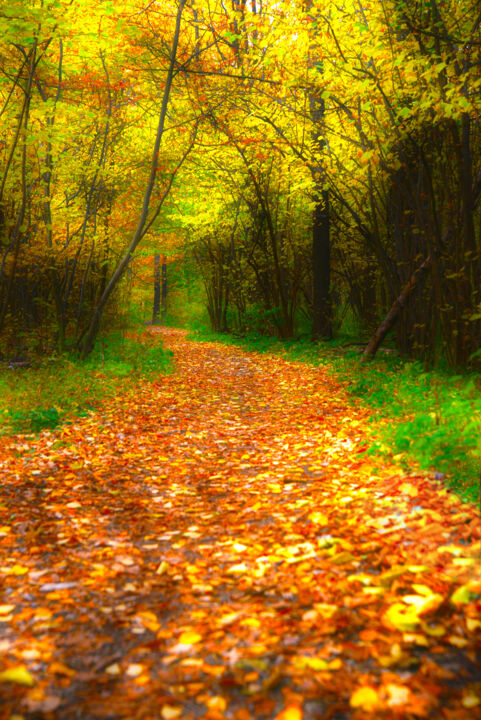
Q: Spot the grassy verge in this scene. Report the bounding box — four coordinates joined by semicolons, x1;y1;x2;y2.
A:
189;330;481;506
0;330;173;436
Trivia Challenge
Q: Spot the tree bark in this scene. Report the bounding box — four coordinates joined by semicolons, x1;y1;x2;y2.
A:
361;255;432;362
153;253;161;323
312;187;331;338
306;0;332;340
161;255;167;320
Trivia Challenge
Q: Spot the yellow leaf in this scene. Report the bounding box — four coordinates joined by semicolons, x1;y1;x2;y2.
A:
422;623;446;637
0;665;35;686
206;696;227;711
382;603;420;631
401;593;443;615
10;564;29;576
293;656;329;671
0;604;15;614
350;686;380;711
452;558;476;566
411;584;434;596
462;691;480;709
407;565;428;573
276;707;302;720
328;658;342;670
379;567;406;586
448;635;468;648
314;603;339;620
330;551;355;565
178;631;201;645
308;512;328;525
218;612;241;626
241;618;261;628
156;561;169;575
161;706;182;720
403;632;429;646
399;483;418;497
466;618;481;632
451;585;472;605
227;562;248;574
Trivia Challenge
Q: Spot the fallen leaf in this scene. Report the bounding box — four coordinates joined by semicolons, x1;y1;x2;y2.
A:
350;686;380;711
105;663;121;676
161;706;183;720
451;585;472;605
382;603;420;631
126;663;144;677
178;630;202;644
386;683;412;708
0;665;35;686
206;695;227;711
276;706;302;720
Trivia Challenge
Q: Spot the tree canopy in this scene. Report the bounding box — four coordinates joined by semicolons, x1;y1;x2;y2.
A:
1;0;480;365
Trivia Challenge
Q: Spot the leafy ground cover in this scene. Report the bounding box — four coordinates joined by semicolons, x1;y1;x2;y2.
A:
190;331;481;506
0;328;480;720
0;332;173;435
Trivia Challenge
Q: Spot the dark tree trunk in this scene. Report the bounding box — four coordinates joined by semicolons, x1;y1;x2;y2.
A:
153;253;161;323
312;188;332;339
161;255;167;320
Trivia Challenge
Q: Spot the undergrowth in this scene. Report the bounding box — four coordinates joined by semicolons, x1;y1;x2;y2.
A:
190;330;481;506
0;331;173;436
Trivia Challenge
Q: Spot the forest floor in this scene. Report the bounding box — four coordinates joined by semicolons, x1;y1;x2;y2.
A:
0;328;480;720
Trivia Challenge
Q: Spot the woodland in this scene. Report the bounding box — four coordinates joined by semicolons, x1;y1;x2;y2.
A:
1;0;481;719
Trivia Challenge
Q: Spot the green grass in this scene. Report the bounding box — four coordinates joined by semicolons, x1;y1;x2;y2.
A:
0;331;173;436
189;329;481;506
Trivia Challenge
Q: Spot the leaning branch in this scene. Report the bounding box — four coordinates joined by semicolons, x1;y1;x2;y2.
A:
361;256;432;362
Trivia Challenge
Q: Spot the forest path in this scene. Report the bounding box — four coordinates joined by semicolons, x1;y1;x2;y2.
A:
0;328;480;720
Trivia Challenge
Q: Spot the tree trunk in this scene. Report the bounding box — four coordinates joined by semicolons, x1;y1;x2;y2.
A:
161;255;167;320
153;254;161;323
306;0;332;340
361;256;431;362
312;187;332;339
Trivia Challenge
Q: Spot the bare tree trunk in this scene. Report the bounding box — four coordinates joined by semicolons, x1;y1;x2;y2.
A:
361;256;431;362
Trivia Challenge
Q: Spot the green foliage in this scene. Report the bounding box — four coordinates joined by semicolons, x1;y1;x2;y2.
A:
0;332;173;436
7;407;61;434
85;332;173;377
192;330;481;505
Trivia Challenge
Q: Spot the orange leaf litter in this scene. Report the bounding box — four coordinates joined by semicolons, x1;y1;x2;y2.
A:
0;329;480;719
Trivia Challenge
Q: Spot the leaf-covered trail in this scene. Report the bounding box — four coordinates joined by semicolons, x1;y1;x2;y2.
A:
0;329;480;720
